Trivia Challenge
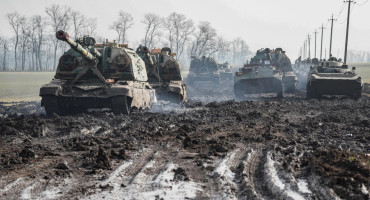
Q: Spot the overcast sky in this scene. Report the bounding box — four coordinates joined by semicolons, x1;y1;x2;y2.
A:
0;0;369;60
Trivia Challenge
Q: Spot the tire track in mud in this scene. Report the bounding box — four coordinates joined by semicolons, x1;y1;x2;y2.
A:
85;145;203;199
235;148;264;199
205;147;336;200
0;156;78;200
205;147;267;199
0;173;78;199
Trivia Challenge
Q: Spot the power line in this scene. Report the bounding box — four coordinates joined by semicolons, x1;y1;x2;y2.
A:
356;0;368;6
336;2;347;20
337;2;356;24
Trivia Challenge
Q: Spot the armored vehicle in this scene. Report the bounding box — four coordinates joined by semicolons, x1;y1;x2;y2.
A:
40;31;154;116
306;56;362;99
187;56;220;90
217;61;233;81
234;48;295;99
293;57;319;91
136;46;187;103
272;48;297;93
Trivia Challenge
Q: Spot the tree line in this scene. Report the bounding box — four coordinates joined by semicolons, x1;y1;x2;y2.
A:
346;50;370;63
0;4;252;72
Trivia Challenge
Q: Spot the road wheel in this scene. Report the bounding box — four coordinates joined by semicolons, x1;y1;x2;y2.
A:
42;95;62;117
111;96;130;115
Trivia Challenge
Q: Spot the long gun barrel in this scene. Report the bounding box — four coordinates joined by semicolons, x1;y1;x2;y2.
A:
56;30;97;62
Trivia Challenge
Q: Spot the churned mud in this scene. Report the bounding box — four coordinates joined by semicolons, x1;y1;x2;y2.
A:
0;95;369;199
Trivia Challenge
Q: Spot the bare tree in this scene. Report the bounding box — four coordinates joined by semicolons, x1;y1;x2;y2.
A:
231;37;251;64
29;16;38;71
110;11;133;43
45;4;71;70
71;10;85;39
231;37;242;64
0;36;7;71
0;36;3;70
84;18;97;37
6;12;25;70
33;16;47;71
19;18;31;71
209;36;229;58
3;40;8;71
163;12;194;60
190;21;217;57
142;13;162;49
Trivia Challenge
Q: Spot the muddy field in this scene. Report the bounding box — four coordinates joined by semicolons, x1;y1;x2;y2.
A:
0;94;369;199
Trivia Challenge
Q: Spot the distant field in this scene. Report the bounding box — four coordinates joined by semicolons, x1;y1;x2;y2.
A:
0;72;54;102
0;64;369;103
350;63;370;83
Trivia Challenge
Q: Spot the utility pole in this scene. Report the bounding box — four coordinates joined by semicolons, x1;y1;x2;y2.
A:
328;14;336;57
303;40;307;59
320;24;325;60
308;34;311;58
344;0;355;65
314;29;318;58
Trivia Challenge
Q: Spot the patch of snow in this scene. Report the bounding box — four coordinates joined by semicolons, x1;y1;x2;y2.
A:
361;184;369;195
213;151;236;180
40;188;62;199
265;152;306;200
39;178;74;200
211;151;238;199
21;182;38;200
85;161;201;200
297;179;312;194
80;126;101;135
265;153;285;190
100;161;133;186
139;163;200;199
0;178;24;194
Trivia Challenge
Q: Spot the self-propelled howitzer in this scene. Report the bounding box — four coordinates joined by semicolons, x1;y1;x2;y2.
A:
136;46;187;103
40;31;155;116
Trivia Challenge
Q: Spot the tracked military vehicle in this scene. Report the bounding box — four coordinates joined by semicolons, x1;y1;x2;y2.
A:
293;57;319;91
217;62;233;81
136;46;187;103
234;48;288;99
272;48;297;93
39;30;154;116
306;56;362;99
187;56;220;91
